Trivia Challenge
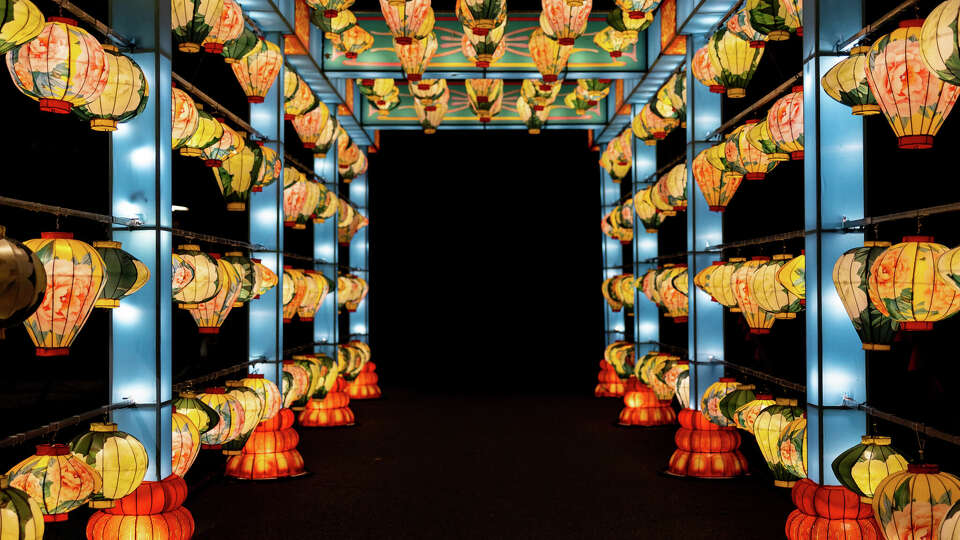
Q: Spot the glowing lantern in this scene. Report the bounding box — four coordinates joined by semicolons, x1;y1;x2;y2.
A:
0;227;45;339
751;254;802;319
254;143;281;193
171;87;199;149
231;38;283;103
86;474;194;539
222;381;265;455
282;267;308;323
6;444;101;521
601;202;634;244
380;0;434;46
0;473;44;538
172;0;224;53
937;245;960;293
754;398;805;487
692;44;724;93
706;27;763;99
777;417;807;480
358;78;396;105
872;464;960;540
540;0;593;46
668;405;748;478
73;45;149;132
601;275;632;312
93;241;150;309
415;92;448;133
282;360;311;409
396;32;437;81
307;0;355;19
201;119;244;167
731;393;775;433
462;25;507;68
614;0;659;18
630;107;658;145
313;184;339;224
171;409;201;477
517;97;550;134
717;385;756;426
832;436;909;503
745;0;799;41
746;118;790;161
529;28;573;82
198;387;245;449
188;254;241;334
313;116;340;159
292;103;331;150
172;245;220;309
693;262;721;302
674;363;690;408
312;8;356;39
656;265;688;322
222;252;259;307
593;25;636;58
173;392;220;434
833;243;899;350
284;72;319;120
732;256;776;333
6;17;109;114
778;252;805;304
725;120;777;181
68;423;147;508
869;236;960;331
603;129;633;182
565;91;591;116
238;374;281;422
692;146;743;212
331;24;374;58
297;271;328;321
465;78;503;123
943;499;960;539
179;109;223;157
201;0;243;53
822;46;880;116
0;0;43;55
254;259;278;297
700;378;740;427
338;134;362;177
214;143;263;211
222;26;258;63
224;405;306;480
713;259;745;312
639;103;678;139
457;0;506;35
727;8;765;47
655;71;686;126
651;163;686;214
767;86;804;160
283;169;309;227
640;269;661;307
410;78;447;105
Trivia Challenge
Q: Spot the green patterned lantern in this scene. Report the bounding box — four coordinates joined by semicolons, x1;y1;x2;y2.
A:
707;26;764;99
68;422;148;508
700;377;740;426
93;241;150;309
832;435;909;503
0;226;45;339
171;0;225;53
222;252;260;307
173;391;220;434
821;46;881;116
753;398;805;487
213;142;264;212
718;384;756;425
222;381;264;455
222;26;258;64
732;393;775;433
0;473;44;538
604;341;635;380
777;417;807;480
0;0;44;56
833;241;900;351
745;0;799;41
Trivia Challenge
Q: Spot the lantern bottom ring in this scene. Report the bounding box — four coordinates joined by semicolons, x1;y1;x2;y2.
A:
38;99;72;114
897;135;933;149
36;347;69;357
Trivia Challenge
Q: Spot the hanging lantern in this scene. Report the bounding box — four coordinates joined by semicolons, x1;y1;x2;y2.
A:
754;398;806;487
693;262;721;302
0;0;44;55
73;46;149;131
593;25;637;58
872;464;960;540
173;392;220;434
653;162;687;212
673;361;691;408
727;8;766;48
179;109;224;156
731;393;775;433
639;103;679;139
767;86;804;160
21;233;106;356
6;17;109;114
465;78;503;123
614;0;659;18
231;38;283;103
564;90;591;116
93;241;150;309
692;44;724;93
0;226;45;339
717;385;756;426
732;256;776;333
751;254;802;319
172;0;224;53
358;78;396;105
692;146;743;212
282;360;311;409
528;28;573;82
68;423;148;509
6;444;101;521
282;267;308;323
517;97;551;134
707;27;764;99
171;86;200;149
198;387;245;449
396;32;438;81
714;259;746;312
725;120;777;181
213;142;263;211
745;0;800;41
869;236;960;331
657;358;689;396
833;243;899;350
188;254;241;334
222;252;259;307
937;245;960;294
821;46;881;116
201;119;244;167
415;93;448;133
602;275;629;312
380;0;434;46
629;107;658;145
201;0;244;53
222;381;265;455
778;252;805;305
284;72;319;120
0;473;44;538
292;102;331;150
172;245;220;309
253;259;278;297
238;374;281;421
283;169;309;227
222;26;258;63
313;184;339;224
331;24;374;59
456;0;507;38
306;0;355;19
540;0;593;46
943;499;960;540
700;377;740;427
832;435;909;503
312;8;356;39
313;116;340;158
171;408;201;477
777;417;807;480
640;268;661;306
297;271;328;321
577;79;612;104
656;265;688;322
410;79;447;105
746;118;791;162
462;25;507;68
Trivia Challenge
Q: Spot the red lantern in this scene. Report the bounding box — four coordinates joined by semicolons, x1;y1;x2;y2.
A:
86;475;195;540
299;376;356;427
785;479;880;540
595;359;626;397
346;361;382;399
666;409;748;478
225;408;307;480
618;377;676;426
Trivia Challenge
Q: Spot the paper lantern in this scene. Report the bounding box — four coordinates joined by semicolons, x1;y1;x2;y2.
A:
238;374;281;422
201;0;243;53
295;270;324;321
171;0;224;53
754;398;805;487
284;72;319;120
786;479;880;540
717;385;756;426
657;359;689;395
252;143;281;193
577;79;612;104
462;25;506;68
657;265;688;322
313;184;339;223
700;378;740;427
224;407;306;480
222;381;265;455
282;267;308;323
0;473;44;539
693;262;721;302
171;87;199;149
171;409;201;477
832;436;909;503
0;0;43;55
200;119;244;167
221;252;259;307
410;78;447;105
172;392;220;435
188;255;240;333
923;1;960;90
456;0;506;35
415;93;448;133
252;259;277;299
777;417;807;480
92;241;149;309
869;236;960;331
667;408;748;478
465;78;503;123
750;254;802;319
715;259;746;312
639;102;679;139
767;86;804;160
72;45;149;132
592;25;636;58
727;7;766;47
86;474;194;540
6;444;101;522
380;0;433;46
528;28;572;82
652;162;687;213
943;498;960;540
178;109;223;157
299;375;356;427
746;118;791;161
614;0;659;18
607;6;650;35
311;8;356;39
347;359;382;400
282;360;311;409
213;143;262;211
640;269;661;306
725;120;777;181
307;0;355;19
603;341;635;378
619;376;676;426
731;393;775;433
231;38;283;103
540;0;593;46
396;32;437;81
172;245;220;309
707;27;763;99
778;252;805;304
68;423;147;509
822;46;880;116
692;146;743;212
292;102;330;150
6;17;109;114
631;187;664;233
0;226;45;339
745;0;799;41
646;355;681;402
692;44;724;93
673;362;691;408
21;233;106;356
221;26;257;63
654;73;686;128
331;24;374;58
833;243;898;350
867;20;960;149
732;256;777;333
872;464;960;540
198;388;245;449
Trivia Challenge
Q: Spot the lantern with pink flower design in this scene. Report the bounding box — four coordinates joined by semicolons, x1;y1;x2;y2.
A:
767;86;804;160
202;0;244;54
462;26;507;68
292;102;331;150
528;28;573;82
396;32;438;81
231;38;283;103
379;0;434;46
465;78;503;123
331;24;374;59
540;0;593;46
691;44;724;94
307;0;355;19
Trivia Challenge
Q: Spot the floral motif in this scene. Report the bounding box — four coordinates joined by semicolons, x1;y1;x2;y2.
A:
230;38;283;103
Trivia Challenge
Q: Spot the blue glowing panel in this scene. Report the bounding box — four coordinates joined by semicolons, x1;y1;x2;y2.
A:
314;152;339;355
632;126;659;356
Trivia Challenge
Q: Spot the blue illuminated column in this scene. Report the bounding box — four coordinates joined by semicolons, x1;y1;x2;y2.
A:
348;170;369;344
632;111;658;358
802;0;866;485
109;0;173;482
600;166;624;347
314;151;338;356
684;33;724;410
249;33;285;386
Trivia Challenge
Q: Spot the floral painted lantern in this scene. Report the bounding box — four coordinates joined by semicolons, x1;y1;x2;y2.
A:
745;0;800;41
213;143;263;211
68;423;148;508
656;265;688;322
6;443;101;521
201;119;244;167
296;270;325;321
754;398;805;487
656;71;686;126
540;0;593;46
578;78;612;104
822;46;881;116
693;262;722;302
692;146;743;212
22;233;106;356
171;253;194;298
653;162;687;212
462;26;507;68
692;44;724;93
943;498;960;539
731;393;775;433
416;92;448;133
522;79;562;110
725;120;777;181
222;26;258;63
198;387;245;449
173;392;220;434
282;267;308;323
222;381;265;455
380;0;434;46
922;2;960;90
714;258;746;312
93;241;150;309
833;243;899;350
282;360;311;409
0;473;44;538
639;102;679;139
332;24;375;58
832;436;909;503
6;17;109;114
746;118;791;161
869;236;960;331
0;0;44;55
456;0;507;37
253;259;278;297
410;78;447;105
614;0;659;19
73;46;149;131
171;86;199;149
707;27;764;98
777;417;807;480
700;377;740;427
641;269;660;306
565;90;592;116
172;245;220;309
867;20;960;149
307;0;355;19
529;28;573;82
172;0;224;53
751;254;802;319
188;254;241;333
603;340;635;380
222;252;259;307
201;0;243;53
593;25;636;58
238;374;282;421
312;8;356;39
727;8;766;47
778;252;805;304
179;109;223;157
0;227;45;339
517;97;551;134
732;256;776;333
633;187;665;233
465;78;503;123
284;72;319;120
673;361;691;408
872;464;960;540
717;384;756;426
231;38;283;103
396;32;438;81
608;6;651;35
171;409;201;477
767;86;804;160
292;102;331;150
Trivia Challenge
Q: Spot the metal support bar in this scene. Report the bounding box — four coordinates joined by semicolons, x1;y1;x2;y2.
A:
842;398;960;448
171;72;265;140
704;72;802;141
841;201;960;229
0;401;136;448
836;0;921;51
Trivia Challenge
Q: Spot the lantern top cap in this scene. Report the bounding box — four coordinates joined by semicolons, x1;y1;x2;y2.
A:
251;258;261;263
908;464;939;474
246;374;265;379
209;253;221;259
773;254;792;261
41;232;73;239
283;359;294;365
861;435;891;445
711;261;725;266
224;251;244;257
850;45;871;55
718;377;737;383
775;397;798;406
751;256;770;261
48;16;78;25
756;394;774;400
899;19;924;28
89;422;118;432
225;380;242;387
93;241;122;249
178;244;201;251
864;241;891;248
728;257;747;262
902;235;934;243
204;387;225;394
739;384;756;390
179;391;197;398
36;443;70;456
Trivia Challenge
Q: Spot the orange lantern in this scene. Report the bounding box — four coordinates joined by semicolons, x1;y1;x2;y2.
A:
767;86;805;160
396;32;438;81
225;407;306;480
332;24;374;59
86;474;194;540
731;256;776;334
528;28;573;82
171;408;201;477
692;146;743;212
188;254;241;334
540;0;593;46
725;120;777;180
465;78;504;123
282;267;308;323
691;43;724;93
231;38;283;103
201;0;244;53
379;0;434;45
292;102;331;149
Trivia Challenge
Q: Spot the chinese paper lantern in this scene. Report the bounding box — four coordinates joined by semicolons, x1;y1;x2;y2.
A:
221;252;259;307
358;78;395;105
295;270;323;321
632;187;664;233
593;25;637;58
313;185;339;224
562;90;589;116
396;32;437;81
872;464;960;540
201;0;243;53
172;0;224;53
173;392;220;434
725;120;777;180
640;269;661;306
833;243;899;350
693;262;721;302
282;360;310;409
767;86;804;160
307;0;355;19
577;79;612;104
0;473;44;538
331;24;374;58
231;38;283;103
410;78;447;105
462;26;506;68
727;8;766;47
221;26;257;63
751;254;802;319
68;423;147;508
832;436;909;503
647;355;681;403
254;143;281;192
867;20;960;149
655;71;686;126
602;276;627;312
653;162;687;212
639;102;678;139
0;0;44;55
201;119;244;167
822;46;881;116
745;0;799;41
213;143;262;211
778;417;807;480
0;226;45;339
465;78;503;123
936;245;960;295
187;254;241;333
282;267;308;323
528;28;572;82
714;259;745;312
869;236;960;330
732;256;777;333
299;373;356;427
778;251;806;305
224;407;306;480
222;381;265;455
86;474;194;540
253;259;277;298
198;387;245;449
172;245;220;309
348;357;382;400
786;479;880;540
73;46;149;131
604;341;634;379
674;364;690;408
171;87;199;149
656;265;688;322
179;109;223;156
614;0;659;18
943;499;960;539
292;102;330;150
6;444;101;522
311;8;356;39
923;1;960;90
692;44;724;93
415;93;448;133
21;233;106;356
619;374;676;426
380;0;434;46
731;393;775;433
700;378;740;427
692;146;743;212
456;0;506;36
746;118;791;161
6;17;109;114
238;374;281;422
707;27;764;98
93;241;149;309
540;0;592;46
171;409;201;477
754;398;805;487
284;72;319;120
667;408;748;478
717;384;756;426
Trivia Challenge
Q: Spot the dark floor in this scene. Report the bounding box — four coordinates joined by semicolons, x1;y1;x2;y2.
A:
184;389;795;539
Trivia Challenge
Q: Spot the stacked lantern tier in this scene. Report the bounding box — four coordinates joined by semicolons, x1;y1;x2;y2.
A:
225;408;307;480
346;361;382;400
86;474;194;540
618;377;677;426
784;479;880;540
594;360;626;397
299;376;356;427
666;409;749;478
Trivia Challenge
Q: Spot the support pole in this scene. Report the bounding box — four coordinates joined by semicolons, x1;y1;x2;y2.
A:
313;152;338;358
633;114;658;359
598;165;627;398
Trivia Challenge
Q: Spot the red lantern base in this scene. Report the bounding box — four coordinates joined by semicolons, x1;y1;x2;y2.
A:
346;52;357;59
533;105;544;111
476;61;490;68
559;38;575;46
618;378;676;426
299;377;356;427
745;172;766;181
750;328;771;334
750;41;766;48
346;362;382;399
666;409;748;478
709;85;726;94
784;479;880;540
791;151;804;160
204;159;223;167
406;73;421;81
197;327;220;334
610;51;622;58
225;408;307;480
595;360;626;397
425;105;437;112
87;475;194;540
473;27;489;36
898;134;934;149
39;98;72;114
36;347;69;357
899;321;933;331
394;37;413;46
303;142;316;149
673;316;688;323
479;118;491;123
284;113;294;120
708;205;726;212
542;75;558;83
247;96;265;103
628;10;643;19
203;43;225;53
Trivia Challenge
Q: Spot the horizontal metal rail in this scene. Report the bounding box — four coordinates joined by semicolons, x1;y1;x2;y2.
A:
836;0;921;52
0;400;135;448
843;398;960;447
704;72;801;141
842;202;960;229
172;359;274;392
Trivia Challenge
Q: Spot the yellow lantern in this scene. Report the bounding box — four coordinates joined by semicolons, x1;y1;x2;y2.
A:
201;0;244;53
700;377;740;427
540;0;592;46
639;102;679;139
751;254;802;319
171;86;200;149
522;79;563;110
292;102;331;150
282;267;308;322
632;187;664;233
307;0;355;19
707;26;764;98
410;78;447;105
173;392;220;435
93;241;150;309
396;32;438;81
180;109;224;157
517;97;551;134
171;409;201;477
222;252;259;307
726;7;766;48
73;45;149;132
238;374;282;421
732;256;775;334
255;143;282;192
593;25;637;58
777;417;807;480
692;146;743;212
172;0;224;53
693;261;723;302
380;0;434;45
831;435;909;503
68;423;147;508
456;0;507;35
222;26;258;63
312;7;356;39
725;120;777;181
188;254;241;334
655;71;686;126
462;26;507;68
656;264;688;322
834;244;902;350
767;85;804;160
821;46;881;116
731;393;775;433
253;258;278;297
198;387;245;449
296;270;327;321
465;78;504;123
691;43;724;93
331;24;374;58
745;0;800;41
314;185;339;223
213;143;264;211
872;464;960;540
201;118;244;167
746;118;790;162
0;0;44;55
222;381;265;455
652;162;686;213
528;28;573;82
711;258;745;312
753;398;805;487
173;244;221;309
284;72;320;120
231;38;283;103
0;473;44;538
6;444;101;522
415;94;448;134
